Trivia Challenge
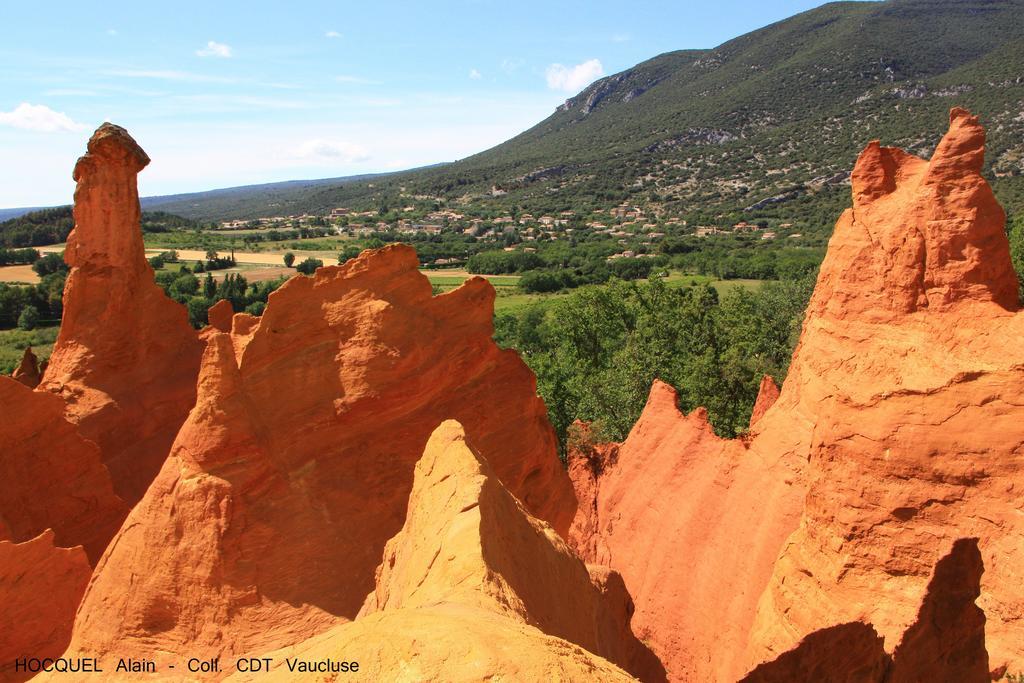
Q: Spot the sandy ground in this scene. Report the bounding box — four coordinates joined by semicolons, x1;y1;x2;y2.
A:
1;261;507;287
209;266;296;283
0;265;40;283
38;245;335;267
155;249;342;266
21;249;510;288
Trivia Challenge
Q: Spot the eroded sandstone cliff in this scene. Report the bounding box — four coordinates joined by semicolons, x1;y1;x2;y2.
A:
567;108;1024;681
261;420;658;682
5;110;1022;682
59;243;577;665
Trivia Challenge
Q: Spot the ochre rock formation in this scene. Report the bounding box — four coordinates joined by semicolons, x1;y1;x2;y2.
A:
7;110;1024;682
0;376;126;562
40;123;203;505
744;108;1024;678
60;244;576;666
741;538;989;682
225;421;651;682
567;380;808;681
0;376;128;683
749;374;779;428
207;298;234;332
11;347;41;388
568;108;1024;681
0;531;91;683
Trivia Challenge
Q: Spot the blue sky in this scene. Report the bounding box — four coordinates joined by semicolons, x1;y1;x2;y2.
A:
1;0;828;208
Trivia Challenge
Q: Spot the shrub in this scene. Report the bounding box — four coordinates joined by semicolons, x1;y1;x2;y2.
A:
17;305;40;330
295;257;323;275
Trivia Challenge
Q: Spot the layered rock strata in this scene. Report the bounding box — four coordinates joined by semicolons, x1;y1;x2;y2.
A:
568;109;1024;680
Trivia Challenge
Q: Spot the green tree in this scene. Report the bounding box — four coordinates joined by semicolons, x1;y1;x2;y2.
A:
186;297;212;327
1009;215;1024;301
32;253;67;277
283;252;296;268
17;305;40;330
339;245;362;264
295;257;323;275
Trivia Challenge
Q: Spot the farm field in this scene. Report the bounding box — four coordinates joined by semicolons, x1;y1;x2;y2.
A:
0;264;40;284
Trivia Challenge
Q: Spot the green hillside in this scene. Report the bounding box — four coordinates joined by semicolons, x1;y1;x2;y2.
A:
135;0;1024;238
0;206;201;248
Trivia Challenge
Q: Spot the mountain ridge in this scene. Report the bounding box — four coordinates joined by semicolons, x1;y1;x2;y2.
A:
8;0;1023;234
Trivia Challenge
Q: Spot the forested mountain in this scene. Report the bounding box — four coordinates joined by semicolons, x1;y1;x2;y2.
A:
62;1;1024;236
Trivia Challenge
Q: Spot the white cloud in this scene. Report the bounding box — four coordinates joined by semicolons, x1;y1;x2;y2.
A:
196;40;233;58
292;139;370;164
325;30;341;39
469;69;482;80
0;103;87;133
545;59;604;93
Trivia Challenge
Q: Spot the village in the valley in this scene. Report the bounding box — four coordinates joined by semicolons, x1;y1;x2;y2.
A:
215;198;795;267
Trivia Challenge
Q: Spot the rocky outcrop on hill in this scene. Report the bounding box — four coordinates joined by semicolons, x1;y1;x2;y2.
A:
566;379;808;681
11;347;41;388
0;377;127;562
222;421;655;682
60;242;576;665
749;374;779;428
40;123;203;505
567;108;1024;680
6;110;1024;682
0;532;91;683
745;107;1024;677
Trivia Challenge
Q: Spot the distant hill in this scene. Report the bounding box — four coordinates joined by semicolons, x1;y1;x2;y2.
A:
7;0;1024;235
139;173;396;222
146;0;1023;236
140;165;449;222
0;207;48;222
0;206;200;248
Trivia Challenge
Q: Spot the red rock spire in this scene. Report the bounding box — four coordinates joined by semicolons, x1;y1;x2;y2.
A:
42;123;203;505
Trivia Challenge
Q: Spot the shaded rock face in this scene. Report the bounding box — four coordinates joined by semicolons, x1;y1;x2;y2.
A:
741;539;989;683
226;436;641;679
568;109;1024;681
62;245;577;664
207;298;233;332
357;420;661;681
567;380;808;681
41;123;203;505
0;377;127;562
11;347;41;388
0;531;91;683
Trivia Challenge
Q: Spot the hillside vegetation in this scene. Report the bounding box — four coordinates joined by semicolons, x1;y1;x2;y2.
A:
0;206;202;247
145;0;1024;238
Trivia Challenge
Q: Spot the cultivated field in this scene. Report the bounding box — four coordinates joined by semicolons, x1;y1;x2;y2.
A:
0;265;40;284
